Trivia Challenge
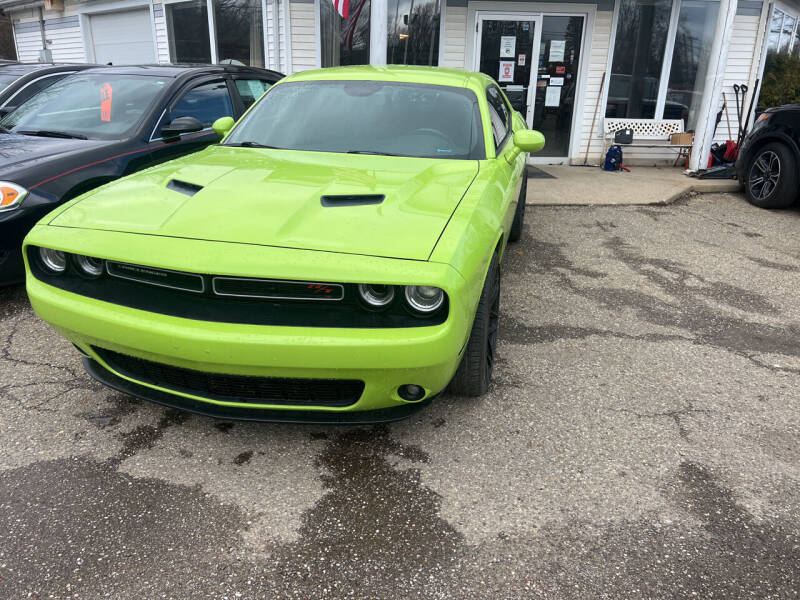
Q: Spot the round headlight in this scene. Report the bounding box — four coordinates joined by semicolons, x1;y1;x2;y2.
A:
404;285;444;313
358;283;395;308
38;247;67;273
74;254;104;278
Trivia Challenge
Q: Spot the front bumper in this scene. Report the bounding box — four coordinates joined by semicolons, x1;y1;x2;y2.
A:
82;356;433;423
25;228;472;419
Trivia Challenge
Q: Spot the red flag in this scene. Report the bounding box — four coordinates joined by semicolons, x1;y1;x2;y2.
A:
333;0;349;19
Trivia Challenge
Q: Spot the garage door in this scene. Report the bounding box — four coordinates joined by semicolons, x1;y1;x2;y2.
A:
89;9;155;65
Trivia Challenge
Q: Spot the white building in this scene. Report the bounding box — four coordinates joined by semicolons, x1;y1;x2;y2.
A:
1;0;798;168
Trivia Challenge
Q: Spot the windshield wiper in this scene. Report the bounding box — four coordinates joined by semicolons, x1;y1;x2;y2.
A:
18;129;87;140
346;150;401;156
226;141;282;149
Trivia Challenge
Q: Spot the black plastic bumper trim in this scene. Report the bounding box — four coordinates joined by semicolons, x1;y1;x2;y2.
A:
81;357;432;424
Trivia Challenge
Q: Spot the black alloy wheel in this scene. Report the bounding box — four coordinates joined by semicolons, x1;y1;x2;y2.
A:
745;142;799;208
449;253;500;397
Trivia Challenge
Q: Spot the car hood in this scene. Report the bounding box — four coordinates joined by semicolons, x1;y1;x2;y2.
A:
49;146;480;261
0;133;109;176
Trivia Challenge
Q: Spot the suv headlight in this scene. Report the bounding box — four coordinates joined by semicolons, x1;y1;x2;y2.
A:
0;181;27;212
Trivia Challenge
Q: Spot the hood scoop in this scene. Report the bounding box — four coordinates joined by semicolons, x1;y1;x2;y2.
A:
167;179;204;197
321;194;384;207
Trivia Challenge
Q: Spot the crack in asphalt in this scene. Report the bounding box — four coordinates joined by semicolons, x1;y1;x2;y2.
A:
609;402;711;440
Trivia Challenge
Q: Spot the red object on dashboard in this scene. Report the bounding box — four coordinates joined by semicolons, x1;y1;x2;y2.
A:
100;83;113;122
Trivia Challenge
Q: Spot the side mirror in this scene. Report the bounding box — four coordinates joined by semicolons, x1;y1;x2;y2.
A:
161;116;204;140
212;116;235;138
0;105;16;118
505;129;545;164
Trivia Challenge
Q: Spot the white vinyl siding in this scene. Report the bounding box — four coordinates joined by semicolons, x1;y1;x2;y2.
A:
714;13;761;144
266;0;290;72
152;1;171;64
12;21;43;63
577;9;613;162
13;15;86;63
45;17;86;62
290;0;317;71
441;5;467;68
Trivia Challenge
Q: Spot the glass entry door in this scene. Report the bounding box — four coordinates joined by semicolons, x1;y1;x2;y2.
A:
476;15;541;123
476;13;586;160
532;16;585;158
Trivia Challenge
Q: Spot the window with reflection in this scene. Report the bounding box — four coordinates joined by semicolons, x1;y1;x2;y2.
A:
214;0;265;67
387;0;441;65
320;0;371;66
166;0;212;63
665;0;719;129
605;0;673;119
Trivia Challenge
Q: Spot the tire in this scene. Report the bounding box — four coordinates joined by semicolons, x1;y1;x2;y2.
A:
744;142;799;208
508;174;527;243
449;253;500;397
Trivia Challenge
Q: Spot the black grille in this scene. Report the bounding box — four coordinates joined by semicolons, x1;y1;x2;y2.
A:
28;247;448;329
94;347;364;407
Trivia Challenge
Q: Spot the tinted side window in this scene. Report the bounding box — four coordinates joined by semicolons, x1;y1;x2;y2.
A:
9;73;69;107
234;79;272;110
166;79;233;128
486;85;510;149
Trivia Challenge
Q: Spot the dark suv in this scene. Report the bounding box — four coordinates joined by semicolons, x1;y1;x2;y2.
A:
736;104;800;208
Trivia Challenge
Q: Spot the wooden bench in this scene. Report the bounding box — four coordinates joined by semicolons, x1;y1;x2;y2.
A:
603;118;693;166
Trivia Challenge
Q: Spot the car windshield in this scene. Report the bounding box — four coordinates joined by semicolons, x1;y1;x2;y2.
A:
0;74;171;140
224;80;485;160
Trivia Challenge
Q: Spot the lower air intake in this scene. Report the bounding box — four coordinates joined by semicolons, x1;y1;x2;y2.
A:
94;347;363;407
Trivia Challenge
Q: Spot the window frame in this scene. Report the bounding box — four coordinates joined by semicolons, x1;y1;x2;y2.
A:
605;0;722;122
163;0;269;66
769;3;800;55
150;75;236;142
486;83;512;154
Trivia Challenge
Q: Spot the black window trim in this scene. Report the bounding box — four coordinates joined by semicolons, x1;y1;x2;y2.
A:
149;74;235;142
486;83;513;155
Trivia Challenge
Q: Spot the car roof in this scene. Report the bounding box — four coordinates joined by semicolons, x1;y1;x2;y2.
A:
0;63;97;75
282;65;492;91
74;64;283;79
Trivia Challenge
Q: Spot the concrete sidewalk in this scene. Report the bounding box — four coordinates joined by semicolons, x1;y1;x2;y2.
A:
526;165;741;206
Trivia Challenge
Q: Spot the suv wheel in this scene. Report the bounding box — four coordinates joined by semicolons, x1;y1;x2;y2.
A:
449;253;500;397
745;142;799;208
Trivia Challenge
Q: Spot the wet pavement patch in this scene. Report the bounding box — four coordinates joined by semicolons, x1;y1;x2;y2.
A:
260;425;462;597
0;457;247;598
112;408;189;466
233;450;253;465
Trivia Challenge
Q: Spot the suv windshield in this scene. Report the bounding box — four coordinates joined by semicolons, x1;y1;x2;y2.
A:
224;80;484;160
1;74;171;140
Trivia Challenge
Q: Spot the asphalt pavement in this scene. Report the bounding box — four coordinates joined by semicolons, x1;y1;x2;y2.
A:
1;192;798;599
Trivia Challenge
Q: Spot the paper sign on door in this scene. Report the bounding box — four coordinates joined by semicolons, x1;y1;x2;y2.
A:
498;61;515;82
549;40;566;63
544;86;561;107
517;54;526;66
500;36;516;58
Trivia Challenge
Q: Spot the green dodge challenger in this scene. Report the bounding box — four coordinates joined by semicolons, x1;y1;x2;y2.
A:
24;66;544;423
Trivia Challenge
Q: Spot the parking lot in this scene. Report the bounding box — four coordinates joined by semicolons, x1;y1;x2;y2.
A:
1;191;798;599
